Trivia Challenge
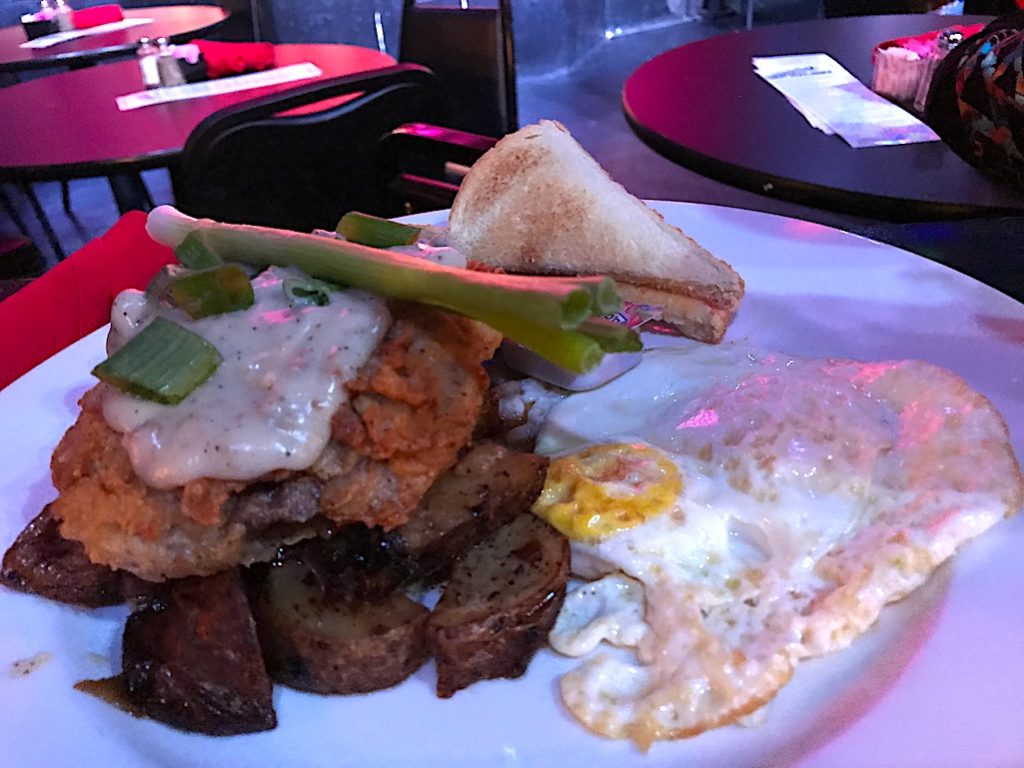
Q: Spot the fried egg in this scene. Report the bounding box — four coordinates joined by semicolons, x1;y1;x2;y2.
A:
532;341;1023;749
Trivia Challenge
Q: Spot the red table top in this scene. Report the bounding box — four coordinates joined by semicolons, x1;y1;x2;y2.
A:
0;43;397;181
0;6;228;72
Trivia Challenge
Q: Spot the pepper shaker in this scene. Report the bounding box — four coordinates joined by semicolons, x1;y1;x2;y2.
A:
156;37;185;87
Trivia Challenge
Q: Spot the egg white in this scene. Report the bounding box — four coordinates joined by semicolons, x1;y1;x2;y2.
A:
539;340;1023;748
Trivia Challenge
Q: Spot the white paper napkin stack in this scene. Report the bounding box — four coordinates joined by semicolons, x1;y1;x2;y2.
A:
752;54;939;148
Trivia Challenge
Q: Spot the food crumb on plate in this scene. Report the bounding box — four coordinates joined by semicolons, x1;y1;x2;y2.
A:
8;651;52;678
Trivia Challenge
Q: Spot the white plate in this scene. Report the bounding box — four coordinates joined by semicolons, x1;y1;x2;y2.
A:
1;202;1022;768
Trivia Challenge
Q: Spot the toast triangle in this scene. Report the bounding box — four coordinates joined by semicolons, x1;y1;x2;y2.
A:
448;121;744;343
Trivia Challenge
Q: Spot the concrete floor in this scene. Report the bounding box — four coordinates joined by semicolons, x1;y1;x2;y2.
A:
2;7;873;274
516;14;872;232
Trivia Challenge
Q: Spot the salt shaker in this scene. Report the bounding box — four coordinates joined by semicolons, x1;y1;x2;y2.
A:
53;0;74;32
156;37;185;87
137;37;161;89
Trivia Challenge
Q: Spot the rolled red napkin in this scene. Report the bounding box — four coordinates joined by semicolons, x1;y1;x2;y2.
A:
0;211;175;391
71;4;124;29
191;39;276;79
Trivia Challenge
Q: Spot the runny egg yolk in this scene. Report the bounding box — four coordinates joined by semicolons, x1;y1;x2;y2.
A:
532;443;682;541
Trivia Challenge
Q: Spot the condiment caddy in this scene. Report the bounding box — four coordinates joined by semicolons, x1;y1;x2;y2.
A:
20;0;63;39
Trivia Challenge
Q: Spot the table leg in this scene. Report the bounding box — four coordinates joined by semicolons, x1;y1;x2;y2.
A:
108;173;154;215
18;181;65;261
0;185;31;237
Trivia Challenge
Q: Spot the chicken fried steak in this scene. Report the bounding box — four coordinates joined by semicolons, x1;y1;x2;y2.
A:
51;302;502;582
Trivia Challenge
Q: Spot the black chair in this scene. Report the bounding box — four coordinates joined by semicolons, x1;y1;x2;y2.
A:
1;183;64;260
376;122;497;213
171;64;445;232
212;0;270;42
399;0;517;138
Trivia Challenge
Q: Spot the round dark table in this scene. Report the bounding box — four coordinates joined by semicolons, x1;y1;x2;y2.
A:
0;43;396;202
623;14;1024;221
0;5;228;73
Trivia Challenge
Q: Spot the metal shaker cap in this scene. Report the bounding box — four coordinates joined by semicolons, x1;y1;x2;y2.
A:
938;29;964;52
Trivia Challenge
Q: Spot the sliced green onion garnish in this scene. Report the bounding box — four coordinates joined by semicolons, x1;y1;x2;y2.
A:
476;312;605;374
576;318;643;353
92;317;222;405
337;212;420;248
144;264;187;305
175;231;223;269
169;264;255;319
475;313;642;372
590;279;627;316
283;275;342;306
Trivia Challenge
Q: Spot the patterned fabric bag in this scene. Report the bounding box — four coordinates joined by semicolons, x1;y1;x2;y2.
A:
926;12;1024;190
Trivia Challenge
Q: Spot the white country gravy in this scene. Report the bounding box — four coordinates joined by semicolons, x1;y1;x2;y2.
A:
102;266;390;489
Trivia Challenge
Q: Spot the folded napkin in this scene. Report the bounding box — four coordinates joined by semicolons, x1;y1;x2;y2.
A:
71;4;124;29
0;212;175;391
191;39;276;79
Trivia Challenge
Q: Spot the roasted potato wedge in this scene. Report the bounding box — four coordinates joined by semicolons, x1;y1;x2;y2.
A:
121;569;276;735
427;513;569;698
388;442;548;584
254;558;430;694
1;504;124;607
279;524;407;605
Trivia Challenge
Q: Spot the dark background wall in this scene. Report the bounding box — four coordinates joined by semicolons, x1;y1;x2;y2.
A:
0;0;694;75
0;0;822;74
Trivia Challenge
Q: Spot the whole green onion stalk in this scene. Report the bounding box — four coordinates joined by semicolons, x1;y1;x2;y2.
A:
146;206;639;373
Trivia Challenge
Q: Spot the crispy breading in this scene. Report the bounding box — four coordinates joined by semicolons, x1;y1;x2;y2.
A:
322;302;501;529
51;304;501;581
